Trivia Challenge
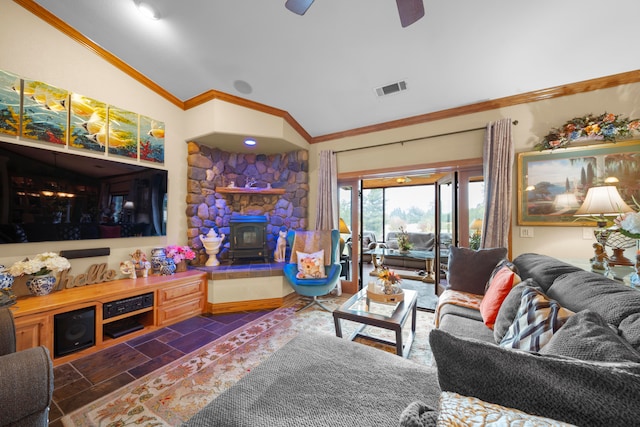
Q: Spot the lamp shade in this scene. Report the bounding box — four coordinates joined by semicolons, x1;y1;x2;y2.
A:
339;218;351;234
574;186;633;217
469;218;483;231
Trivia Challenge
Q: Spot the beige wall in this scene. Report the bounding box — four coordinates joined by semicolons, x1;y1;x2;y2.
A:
0;1;186;275
1;0;639;278
310;82;640;262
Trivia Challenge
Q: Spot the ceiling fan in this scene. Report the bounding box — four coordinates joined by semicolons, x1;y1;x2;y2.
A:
285;0;425;28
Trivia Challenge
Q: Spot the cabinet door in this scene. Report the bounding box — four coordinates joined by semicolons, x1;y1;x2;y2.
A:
14;314;51;352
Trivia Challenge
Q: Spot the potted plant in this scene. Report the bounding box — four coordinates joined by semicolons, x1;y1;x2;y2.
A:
397;226;412;252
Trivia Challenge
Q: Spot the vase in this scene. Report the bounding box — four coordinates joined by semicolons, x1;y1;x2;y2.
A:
0;266;14;290
160;258;176;275
26;274;57;296
150;247;167;274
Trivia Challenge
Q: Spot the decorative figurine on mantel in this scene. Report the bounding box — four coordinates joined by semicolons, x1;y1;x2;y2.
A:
200;228;225;266
120;260;137;279
130;249;151;278
274;228;287;263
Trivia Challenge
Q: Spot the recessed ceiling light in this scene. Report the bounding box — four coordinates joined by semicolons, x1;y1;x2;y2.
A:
244;138;257;147
134;0;160;20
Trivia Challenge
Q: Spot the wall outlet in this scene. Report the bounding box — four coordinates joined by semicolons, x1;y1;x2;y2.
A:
583;227;594;240
520;227;534;238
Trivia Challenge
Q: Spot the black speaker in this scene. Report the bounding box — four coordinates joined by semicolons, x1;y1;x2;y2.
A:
54;306;96;357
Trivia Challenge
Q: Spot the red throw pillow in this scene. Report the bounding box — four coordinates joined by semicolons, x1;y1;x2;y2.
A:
480;266;521;329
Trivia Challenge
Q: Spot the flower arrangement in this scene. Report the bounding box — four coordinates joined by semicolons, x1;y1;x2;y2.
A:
615;211;640;239
377;266;402;285
165;245;196;263
535;112;640;151
377;266;402;295
397;226;413;252
8;252;70;277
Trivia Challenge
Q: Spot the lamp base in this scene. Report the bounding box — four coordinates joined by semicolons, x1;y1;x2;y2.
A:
608;248;634;267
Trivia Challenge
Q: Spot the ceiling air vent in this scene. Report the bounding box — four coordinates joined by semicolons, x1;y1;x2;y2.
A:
375;80;407;97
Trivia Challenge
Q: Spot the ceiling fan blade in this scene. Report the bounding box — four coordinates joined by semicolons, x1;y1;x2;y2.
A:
396;0;425;27
285;0;315;16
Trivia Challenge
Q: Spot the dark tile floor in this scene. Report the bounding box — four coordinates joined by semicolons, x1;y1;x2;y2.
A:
48;309;273;427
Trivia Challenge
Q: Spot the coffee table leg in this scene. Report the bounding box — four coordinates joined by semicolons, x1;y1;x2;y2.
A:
395;327;403;356
333;314;343;338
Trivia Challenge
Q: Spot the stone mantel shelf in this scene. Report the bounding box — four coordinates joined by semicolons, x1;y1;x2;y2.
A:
216;187;285;195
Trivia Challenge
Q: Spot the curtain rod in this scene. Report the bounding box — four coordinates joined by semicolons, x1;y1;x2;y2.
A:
332;120;518;154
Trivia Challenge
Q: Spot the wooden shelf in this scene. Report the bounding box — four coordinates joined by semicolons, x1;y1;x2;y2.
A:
216;186;285;195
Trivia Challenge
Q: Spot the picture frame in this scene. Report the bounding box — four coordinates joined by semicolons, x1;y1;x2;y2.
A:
517;139;640;226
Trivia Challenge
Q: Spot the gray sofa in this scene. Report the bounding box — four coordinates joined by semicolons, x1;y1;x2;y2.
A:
0;307;54;426
362;231;451;270
433;251;640;426
186;251;640;426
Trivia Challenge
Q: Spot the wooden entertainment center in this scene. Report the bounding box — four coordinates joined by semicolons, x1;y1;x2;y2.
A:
10;270;207;366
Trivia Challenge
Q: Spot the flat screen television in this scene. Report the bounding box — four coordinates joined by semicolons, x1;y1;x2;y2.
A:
0;140;168;244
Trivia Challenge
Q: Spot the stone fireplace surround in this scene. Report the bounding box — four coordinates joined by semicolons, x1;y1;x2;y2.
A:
186;142;309;267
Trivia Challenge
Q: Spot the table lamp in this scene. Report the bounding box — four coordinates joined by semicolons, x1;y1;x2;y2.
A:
574;185;634;267
470;218;483;236
339;218;350;256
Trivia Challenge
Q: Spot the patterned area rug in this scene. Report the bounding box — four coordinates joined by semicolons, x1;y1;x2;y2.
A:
62;295;435;426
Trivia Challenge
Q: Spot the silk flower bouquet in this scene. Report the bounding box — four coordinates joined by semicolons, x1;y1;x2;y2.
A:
8;252;70;277
165;245;196;263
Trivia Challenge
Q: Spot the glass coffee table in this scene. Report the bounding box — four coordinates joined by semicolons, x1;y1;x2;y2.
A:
333;288;417;358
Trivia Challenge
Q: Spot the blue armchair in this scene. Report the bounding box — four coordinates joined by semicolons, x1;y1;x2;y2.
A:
283;229;342;311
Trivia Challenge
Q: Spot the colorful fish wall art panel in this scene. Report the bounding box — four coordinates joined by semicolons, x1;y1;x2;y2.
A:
69;93;107;153
0;70;21;136
21;79;68;145
107;106;138;159
139;115;164;164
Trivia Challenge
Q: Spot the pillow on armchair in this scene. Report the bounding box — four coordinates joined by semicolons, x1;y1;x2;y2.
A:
295;250;326;279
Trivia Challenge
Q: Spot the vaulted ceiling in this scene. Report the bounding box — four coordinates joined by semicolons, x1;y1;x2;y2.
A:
22;0;640;150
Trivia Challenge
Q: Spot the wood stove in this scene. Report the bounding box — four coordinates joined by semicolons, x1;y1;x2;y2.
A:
229;215;269;262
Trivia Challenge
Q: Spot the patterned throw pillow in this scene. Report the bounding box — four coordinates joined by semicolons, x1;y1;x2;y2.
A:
500;286;573;352
480;266;522;329
437;392;574;427
296;250;326;279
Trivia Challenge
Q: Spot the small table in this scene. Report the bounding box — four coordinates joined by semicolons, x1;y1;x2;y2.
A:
333;288;417;357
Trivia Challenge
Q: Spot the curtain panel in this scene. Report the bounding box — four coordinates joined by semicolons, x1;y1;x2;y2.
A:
482;118;513;250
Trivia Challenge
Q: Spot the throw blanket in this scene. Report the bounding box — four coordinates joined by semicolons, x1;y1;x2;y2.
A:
434;289;483;328
289;230;333;264
184;332;441;427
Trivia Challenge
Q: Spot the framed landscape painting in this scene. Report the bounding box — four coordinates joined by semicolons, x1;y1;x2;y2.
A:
517;140;640;226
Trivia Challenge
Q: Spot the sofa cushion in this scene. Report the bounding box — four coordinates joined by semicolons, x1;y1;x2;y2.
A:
447;246;507;295
547;270;640;326
618;312;640;351
539;310;640;363
493;279;540;343
512;253;583;292
429;328;640;427
480;266;521;329
500;286;573;352
438;310;494;343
